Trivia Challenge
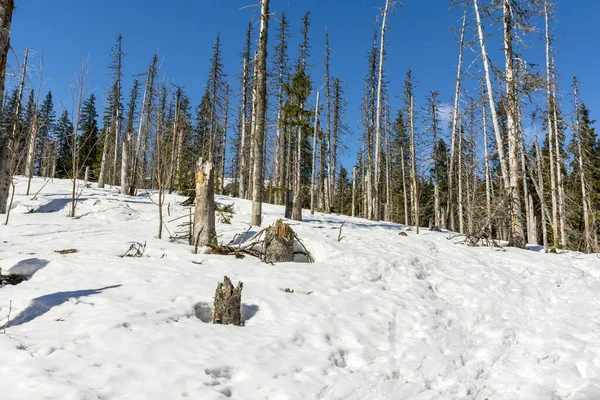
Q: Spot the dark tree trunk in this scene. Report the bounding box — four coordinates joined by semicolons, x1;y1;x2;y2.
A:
213;276;243;326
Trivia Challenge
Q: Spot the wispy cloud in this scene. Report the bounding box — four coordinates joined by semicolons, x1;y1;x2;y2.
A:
437;103;454;126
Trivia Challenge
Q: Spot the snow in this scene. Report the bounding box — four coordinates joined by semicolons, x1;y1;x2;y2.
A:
1;176;600;400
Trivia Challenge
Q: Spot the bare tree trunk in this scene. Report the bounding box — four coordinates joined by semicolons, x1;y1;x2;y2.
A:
70;55;89;218
97;128;111;188
310;91;320;215
250;0;269;227
409;94;419;234
534;139;549;253
543;1;559;248
374;0;390;221
193;158;217;247
121;129;132;195
430;91;441;228
112;101;121;187
447;10;467;232
474;0;514;243
168;88;181;192
458;123;464;234
385;114;391;222
573;78;594;253
292;123;303;221
401;145;409;225
239;59;249;199
351;166;356;218
503;0;525;248
482;87;492;234
0;0;14;215
25;112;40;195
221;84;229;195
0;47;26;216
551;73;567;248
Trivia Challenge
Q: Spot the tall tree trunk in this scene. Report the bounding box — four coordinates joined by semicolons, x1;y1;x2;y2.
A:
168;88;181;192
458;123;464;234
374;0;390;221
447;10;467;231
482;88;492;234
25;112;40;195
238;59;249;199
220;84;229;195
573;78;594;253
351;166;356;218
401;145;409;225
310;91;320;215
97;127;111;188
409;94;418;233
544;0;559;248
534;139;549;253
250;0;269;227
551;74;567;248
473;0;514;242
503;0;525;248
0;0;14;215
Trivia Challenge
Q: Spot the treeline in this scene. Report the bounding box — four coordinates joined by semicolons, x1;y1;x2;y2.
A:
0;0;597;253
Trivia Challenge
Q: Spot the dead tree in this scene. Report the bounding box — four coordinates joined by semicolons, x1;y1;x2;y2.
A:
193;158;217;248
0;0;14;215
250;0;270;226
264;219;295;263
213;276;243;326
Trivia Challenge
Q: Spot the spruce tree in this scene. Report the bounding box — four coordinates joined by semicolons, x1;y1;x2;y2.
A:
54;110;74;178
78;94;100;179
37;92;55;176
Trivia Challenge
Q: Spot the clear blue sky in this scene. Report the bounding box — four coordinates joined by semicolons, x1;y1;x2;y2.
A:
8;0;600;170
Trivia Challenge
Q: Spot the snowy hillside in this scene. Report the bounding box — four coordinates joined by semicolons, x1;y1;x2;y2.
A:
1;177;600;400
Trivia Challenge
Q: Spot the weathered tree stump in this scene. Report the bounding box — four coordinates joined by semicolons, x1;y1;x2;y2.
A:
193;158;217;249
213;276;243;325
264;219;295;263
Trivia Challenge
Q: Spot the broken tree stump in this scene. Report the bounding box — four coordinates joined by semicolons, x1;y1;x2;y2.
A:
213;276;243;326
193;157;217;249
264;219;295;263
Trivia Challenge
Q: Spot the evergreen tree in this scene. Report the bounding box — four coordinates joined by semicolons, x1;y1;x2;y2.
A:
78;94;100;178
55;110;74;178
37;92;55;175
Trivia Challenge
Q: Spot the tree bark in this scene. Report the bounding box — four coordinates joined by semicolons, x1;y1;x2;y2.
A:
447;10;467;231
213;276;243;326
310;90;319;215
193;158;217;248
409;94;418;234
250;0;269;227
374;0;390;221
264;219;295;263
503;0;525;248
0;0;14;214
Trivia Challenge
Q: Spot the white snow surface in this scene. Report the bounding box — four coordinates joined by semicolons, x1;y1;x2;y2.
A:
1;177;600;400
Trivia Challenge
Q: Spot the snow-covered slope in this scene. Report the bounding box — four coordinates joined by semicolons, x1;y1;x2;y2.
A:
1;177;600;400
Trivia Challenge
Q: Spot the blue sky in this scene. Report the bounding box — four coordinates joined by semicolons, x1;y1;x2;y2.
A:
8;0;600;170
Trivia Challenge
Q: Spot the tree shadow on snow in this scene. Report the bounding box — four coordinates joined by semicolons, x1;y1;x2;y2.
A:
194;302;259;325
36;197;81;213
229;230;259;246
0;285;121;329
5;258;49;277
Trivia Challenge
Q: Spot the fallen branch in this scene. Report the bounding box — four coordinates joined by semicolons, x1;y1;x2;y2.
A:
338;222;345;242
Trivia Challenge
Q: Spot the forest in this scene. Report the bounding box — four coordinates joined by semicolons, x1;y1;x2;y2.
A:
0;0;598;253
